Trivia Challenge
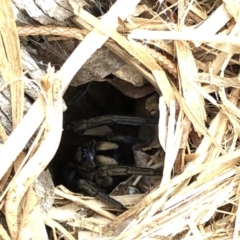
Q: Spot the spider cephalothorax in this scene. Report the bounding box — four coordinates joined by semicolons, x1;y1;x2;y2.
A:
74;140;120;189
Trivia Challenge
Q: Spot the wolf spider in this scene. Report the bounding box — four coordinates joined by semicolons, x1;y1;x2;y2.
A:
64;115;162;210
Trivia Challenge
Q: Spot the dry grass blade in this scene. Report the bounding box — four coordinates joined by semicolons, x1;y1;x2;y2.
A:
55;188;116;220
129;30;240;46
0;95;45;181
0;224;11;240
103;147;240;235
161;100;180;186
233;178;240;238
158;97;168;151
5;66;62;240
116;180;236;239
0;0;24;189
113;149;240;239
175;41;206;127
0;122;7;142
0;1;24;129
18;187;48;240
173;87;224;153
193;3;231;47
44;216;76;240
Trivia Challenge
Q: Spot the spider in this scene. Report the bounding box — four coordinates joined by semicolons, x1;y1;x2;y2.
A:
64;115;162;210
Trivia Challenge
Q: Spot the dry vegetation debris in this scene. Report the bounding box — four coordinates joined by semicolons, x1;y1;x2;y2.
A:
1;0;240;239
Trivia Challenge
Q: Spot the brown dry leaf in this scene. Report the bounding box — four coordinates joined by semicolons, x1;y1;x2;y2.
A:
174;149;184;174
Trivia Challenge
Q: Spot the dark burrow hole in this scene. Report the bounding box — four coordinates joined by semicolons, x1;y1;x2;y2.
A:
48;81;160;209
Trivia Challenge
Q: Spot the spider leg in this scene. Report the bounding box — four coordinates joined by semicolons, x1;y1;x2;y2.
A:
96;166;162;177
73;115;158;133
77;179;126;210
94;165;162;190
106;135;141;145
